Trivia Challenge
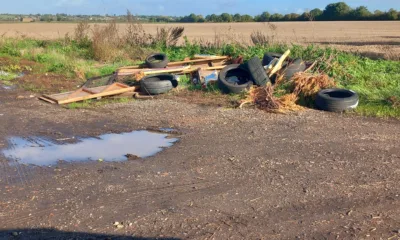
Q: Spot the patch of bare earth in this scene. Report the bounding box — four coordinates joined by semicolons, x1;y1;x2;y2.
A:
0;84;400;239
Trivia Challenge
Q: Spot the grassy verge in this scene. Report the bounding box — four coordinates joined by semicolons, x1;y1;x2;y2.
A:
0;22;399;117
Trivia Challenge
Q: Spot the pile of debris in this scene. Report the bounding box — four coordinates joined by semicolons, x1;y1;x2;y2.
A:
40;53;231;104
39;51;359;113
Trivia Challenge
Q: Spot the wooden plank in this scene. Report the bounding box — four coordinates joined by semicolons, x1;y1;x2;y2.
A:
142;66;191;76
99;83;119;93
57;86;138;105
82;88;98;94
65;89;84;99
115;82;129;88
109;91;136;98
194;54;222;59
39;96;57;104
42;94;62;102
166;57;229;67
117;66;189;76
117;56;229;70
269;50;290;77
181;65;225;74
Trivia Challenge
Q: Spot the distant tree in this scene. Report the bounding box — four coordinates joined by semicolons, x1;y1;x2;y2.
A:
241;14;254;22
197;15;205;22
283;14;291;21
350;6;372;20
258;11;271;22
322;2;351;20
270;13;283;21
40;14;54;22
309;8;323;20
205;14;219;22
290;13;300;20
373;10;385;20
220;13;233;22
233;13;241;22
188;13;198;22
386;8;398;20
180;13;198;22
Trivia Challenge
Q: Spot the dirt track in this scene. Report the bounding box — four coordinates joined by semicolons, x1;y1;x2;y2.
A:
1;85;400;239
1;21;400;59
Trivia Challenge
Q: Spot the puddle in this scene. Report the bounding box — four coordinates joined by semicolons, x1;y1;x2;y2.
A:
1;131;178;166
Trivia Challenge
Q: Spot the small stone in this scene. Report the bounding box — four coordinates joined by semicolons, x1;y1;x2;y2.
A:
394;229;400;234
11;232;19;236
347;210;353;216
56;188;62;191
16;95;25;99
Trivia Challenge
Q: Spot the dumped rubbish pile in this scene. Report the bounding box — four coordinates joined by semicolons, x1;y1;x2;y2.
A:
39;51;359;113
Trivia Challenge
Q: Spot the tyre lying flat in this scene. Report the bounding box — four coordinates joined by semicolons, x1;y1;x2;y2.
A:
140;74;178;95
316;88;359;112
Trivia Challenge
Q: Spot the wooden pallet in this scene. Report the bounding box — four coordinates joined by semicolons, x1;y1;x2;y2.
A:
40;82;137;105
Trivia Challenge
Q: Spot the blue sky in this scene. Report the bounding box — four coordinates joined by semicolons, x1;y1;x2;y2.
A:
2;0;399;16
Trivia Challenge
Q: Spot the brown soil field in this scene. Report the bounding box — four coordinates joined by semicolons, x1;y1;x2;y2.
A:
0;21;399;59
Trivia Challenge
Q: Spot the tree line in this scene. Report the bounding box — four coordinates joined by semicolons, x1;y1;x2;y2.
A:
177;2;399;23
1;2;398;23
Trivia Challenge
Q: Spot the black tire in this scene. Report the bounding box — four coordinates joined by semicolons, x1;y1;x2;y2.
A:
140;74;177;95
218;64;253;94
262;52;283;66
243;57;269;86
145;53;169;68
315;89;359;112
282;58;306;80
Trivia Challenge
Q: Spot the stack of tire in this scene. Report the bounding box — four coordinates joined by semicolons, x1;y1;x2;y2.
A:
140;53;179;95
218;57;269;94
217;53;307;94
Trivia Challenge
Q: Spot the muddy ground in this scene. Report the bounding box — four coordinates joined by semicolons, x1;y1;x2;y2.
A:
0;84;400;240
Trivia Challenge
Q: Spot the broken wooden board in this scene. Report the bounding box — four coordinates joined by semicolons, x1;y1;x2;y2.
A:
181;65;225;74
117;66;191;77
165;56;229;67
194;54;222;59
269;50;291;77
40;82;138;105
117;56;230;71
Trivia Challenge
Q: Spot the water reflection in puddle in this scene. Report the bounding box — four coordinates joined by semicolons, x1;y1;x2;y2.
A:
1;131;178;166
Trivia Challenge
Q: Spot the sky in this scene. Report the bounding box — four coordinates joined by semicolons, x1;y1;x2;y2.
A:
1;0;399;16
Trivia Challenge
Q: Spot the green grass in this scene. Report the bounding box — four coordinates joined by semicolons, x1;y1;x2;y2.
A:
0;36;398;118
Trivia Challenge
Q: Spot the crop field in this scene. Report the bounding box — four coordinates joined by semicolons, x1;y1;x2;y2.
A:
1;21;399;59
